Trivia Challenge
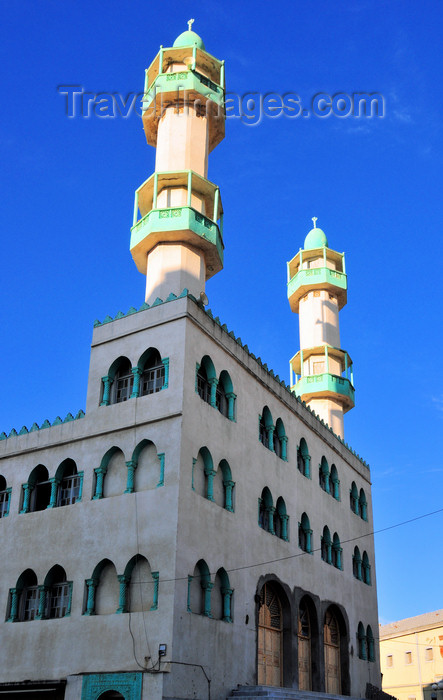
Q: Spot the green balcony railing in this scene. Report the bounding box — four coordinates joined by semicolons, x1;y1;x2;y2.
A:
130;205;224;264
294;373;355;408
143;69;224;112
287;267;347;299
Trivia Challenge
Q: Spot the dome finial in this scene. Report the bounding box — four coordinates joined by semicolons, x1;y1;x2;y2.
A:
312;216;318;229
187;18;195;31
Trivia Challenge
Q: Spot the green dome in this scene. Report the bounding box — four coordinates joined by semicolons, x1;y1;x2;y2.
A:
173;30;205;50
304;226;328;249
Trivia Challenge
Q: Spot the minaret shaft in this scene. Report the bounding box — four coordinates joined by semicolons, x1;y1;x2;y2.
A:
130;26;225;304
287;223;354;439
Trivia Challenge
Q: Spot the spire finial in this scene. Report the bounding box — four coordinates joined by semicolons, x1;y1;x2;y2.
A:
312;216;318;229
188;18;195;31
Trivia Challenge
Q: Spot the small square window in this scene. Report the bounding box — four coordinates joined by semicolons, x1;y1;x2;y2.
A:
386;654;393;667
425;647;433;661
405;651;412;665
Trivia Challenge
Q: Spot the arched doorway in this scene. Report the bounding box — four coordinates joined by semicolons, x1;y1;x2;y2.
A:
257;583;283;686
98;692;125;699
324;609;341;694
298;599;312;690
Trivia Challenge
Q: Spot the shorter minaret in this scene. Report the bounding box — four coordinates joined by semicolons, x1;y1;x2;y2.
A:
287;219;355;438
130;22;226;303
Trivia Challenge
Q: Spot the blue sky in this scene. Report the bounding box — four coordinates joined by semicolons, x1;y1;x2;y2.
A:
1;0;442;626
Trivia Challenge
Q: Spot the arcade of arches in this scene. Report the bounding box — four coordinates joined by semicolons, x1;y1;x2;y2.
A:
257;580;350;694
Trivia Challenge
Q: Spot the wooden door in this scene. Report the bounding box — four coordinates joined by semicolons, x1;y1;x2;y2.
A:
258;584;283;686
298;600;311;690
324;610;340;694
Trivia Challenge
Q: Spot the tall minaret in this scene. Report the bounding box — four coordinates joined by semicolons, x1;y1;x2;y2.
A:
130;21;226;303
287;220;355;438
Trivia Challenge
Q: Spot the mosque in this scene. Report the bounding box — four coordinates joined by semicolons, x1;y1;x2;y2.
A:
0;22;382;700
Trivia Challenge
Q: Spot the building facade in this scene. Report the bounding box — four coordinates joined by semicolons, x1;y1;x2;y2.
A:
0;24;381;700
380;610;443;700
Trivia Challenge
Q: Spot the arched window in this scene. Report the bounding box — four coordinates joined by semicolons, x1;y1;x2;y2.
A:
123;555;158;613
259;406;274;450
367;625;375;662
259;487;274;534
213;568;233;622
193;447;216;501
55;459;83;506
218;459;235;512
217;370;236;420
8;569;39;622
275;497;289;541
359;488;368;521
22;464;51;513
352;546;362;580
319;457;330;493
131;440;163;492
86;559;119;616
188;560;211;616
138;347;165;396
299;512;312;553
330;464;340;500
357;622;367;659
350;482;359;515
332;532;342;570
297;438;310;478
94;447;127;499
44;565;72;619
362;551;371;585
196;356;216;406
0;475;11;518
321;526;332;563
274;418;288;460
104;356;134;405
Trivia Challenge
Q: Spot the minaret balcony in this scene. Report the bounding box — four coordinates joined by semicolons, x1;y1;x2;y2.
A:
130;170;224;279
290;346;354;412
145;45;225;95
287;247;347;312
292;373;355;413
143;46;225;151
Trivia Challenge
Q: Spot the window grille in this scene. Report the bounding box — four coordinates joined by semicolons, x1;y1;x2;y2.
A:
21;586;39;621
58;475;82;506
140;363;165;396
197;370;211;404
114;374;133;403
216;386;228;416
258;418;268;447
46;582;71;619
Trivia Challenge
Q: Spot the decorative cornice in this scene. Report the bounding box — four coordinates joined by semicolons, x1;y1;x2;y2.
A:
93;289;369;469
0;410;85;442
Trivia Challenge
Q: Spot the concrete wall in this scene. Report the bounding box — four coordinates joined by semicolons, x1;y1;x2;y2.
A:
0;297;380;700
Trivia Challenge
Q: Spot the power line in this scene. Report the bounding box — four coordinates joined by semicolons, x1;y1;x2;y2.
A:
127;505;443;586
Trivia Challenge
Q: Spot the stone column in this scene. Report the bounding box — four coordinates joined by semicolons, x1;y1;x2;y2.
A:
8;588;19;622
221;586;233;622
116;575;130;613
130;367;142;398
201;580;213;617
268;506;275;535
209;377;218;408
224;480;235;512
125;460;137;494
47;478;60;509
93;467;106;500
205;469;216;501
226;392;236;421
100;375;112;406
281;514;289;541
35;585;48;620
20;484;32;514
84;579;98;616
